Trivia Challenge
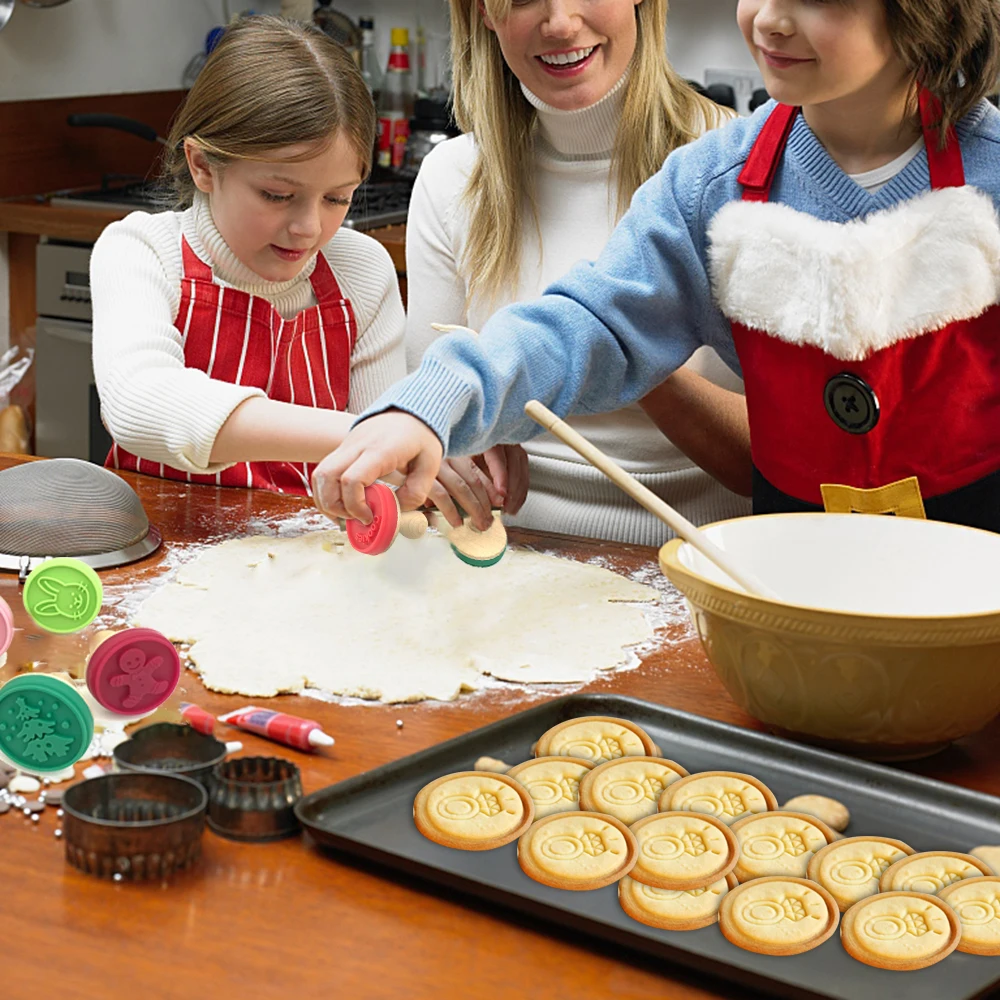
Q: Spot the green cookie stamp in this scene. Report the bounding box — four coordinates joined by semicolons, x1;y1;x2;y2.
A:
0;674;94;773
23;558;103;633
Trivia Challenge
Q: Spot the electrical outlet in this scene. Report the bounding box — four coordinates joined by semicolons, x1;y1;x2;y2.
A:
705;68;767;116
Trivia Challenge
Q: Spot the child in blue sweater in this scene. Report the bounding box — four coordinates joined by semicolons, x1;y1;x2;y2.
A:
315;0;1000;533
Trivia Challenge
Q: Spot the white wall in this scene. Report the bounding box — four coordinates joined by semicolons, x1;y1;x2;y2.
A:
666;0;758;82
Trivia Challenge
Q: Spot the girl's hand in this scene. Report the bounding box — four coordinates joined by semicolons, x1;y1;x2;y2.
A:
312;411;442;523
427;457;499;531
479;445;529;516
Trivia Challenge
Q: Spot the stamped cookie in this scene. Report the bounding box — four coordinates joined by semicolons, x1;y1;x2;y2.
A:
782;794;850;832
534;716;658;763
970;846;1000;875
413;771;534;851
719;877;839;956
629;811;738;890
619;873;739;931
507;756;594;819
879;851;993;895
808;836;914;911
517;811;638;890
578;756;688;825
658;771;778;825
938;876;1000;955
841;891;961;970
731;811;836;881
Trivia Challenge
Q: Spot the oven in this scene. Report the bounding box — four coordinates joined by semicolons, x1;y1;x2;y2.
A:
34;240;113;463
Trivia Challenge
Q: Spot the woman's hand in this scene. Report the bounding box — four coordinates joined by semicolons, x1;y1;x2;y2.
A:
428;457;499;531
312;410;443;523
479;444;529;515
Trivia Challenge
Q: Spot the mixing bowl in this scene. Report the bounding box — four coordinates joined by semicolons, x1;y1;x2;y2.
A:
658;513;1000;760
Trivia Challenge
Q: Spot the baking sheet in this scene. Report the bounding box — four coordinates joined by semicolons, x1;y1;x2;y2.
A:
295;694;1000;1000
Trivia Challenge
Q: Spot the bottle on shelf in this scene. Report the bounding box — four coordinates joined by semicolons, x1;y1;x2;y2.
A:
358;16;383;101
377;27;414;171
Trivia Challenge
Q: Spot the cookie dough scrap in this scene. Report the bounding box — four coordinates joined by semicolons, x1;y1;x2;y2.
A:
578;756;688;825
414;771;534;850
879;851;993;894
731;812;836;881
518;812;637;890
841;891;961;970
938;876;1000;955
535;716;659;764
659;771;778;826
629;811;739;890
135;531;658;702
507;757;594;819
808;836;914;911
619;873;739;932
782;794;850;832
719;877;840;956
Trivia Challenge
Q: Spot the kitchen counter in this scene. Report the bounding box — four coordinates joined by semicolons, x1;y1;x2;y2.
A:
2;457;998;1000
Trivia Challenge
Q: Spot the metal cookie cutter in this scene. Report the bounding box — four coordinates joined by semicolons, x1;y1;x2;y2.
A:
113;723;228;790
208;756;303;842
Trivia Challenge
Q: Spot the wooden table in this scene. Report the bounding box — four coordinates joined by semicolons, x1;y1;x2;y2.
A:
1;460;998;1000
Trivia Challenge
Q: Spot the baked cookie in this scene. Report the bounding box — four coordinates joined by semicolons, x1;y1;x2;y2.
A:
534;716;658;763
841;891;961;970
781;794;850;832
719;876;839;956
970;845;1000;875
517;811;637;890
807;836;914;911
659;771;778;825
507;756;594;819
879;851;993;894
938;876;1000;955
578;756;688;825
731;811;836;881
619;873;739;931
629;811;738;890
413;771;534;851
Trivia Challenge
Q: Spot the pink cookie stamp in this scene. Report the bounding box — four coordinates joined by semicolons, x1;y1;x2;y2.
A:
86;628;182;715
0;596;14;656
346;482;428;556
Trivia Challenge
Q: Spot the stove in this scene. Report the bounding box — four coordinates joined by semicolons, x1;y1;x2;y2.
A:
50;175;413;231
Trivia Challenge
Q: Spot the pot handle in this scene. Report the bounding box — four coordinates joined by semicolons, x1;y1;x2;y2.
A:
67;114;163;144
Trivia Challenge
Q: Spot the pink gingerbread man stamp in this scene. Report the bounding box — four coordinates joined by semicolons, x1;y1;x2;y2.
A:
86;628;182;716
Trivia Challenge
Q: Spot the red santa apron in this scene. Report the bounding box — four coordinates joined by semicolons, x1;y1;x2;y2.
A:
710;91;1000;530
107;236;356;496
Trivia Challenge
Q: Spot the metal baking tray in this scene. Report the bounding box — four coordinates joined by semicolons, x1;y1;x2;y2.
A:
295;694;1000;1000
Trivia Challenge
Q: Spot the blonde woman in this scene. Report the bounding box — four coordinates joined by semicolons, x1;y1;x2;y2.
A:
404;0;752;545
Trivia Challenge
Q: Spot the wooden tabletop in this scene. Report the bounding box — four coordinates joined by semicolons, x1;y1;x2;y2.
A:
2;459;998;1000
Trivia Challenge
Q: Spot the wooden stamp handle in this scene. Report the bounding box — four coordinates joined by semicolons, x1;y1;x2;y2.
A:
398;510;429;540
524;400;777;599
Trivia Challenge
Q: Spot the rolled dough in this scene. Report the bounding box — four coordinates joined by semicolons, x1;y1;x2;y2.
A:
134;530;658;703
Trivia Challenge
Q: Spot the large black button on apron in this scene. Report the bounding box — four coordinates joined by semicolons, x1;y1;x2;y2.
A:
824;372;879;434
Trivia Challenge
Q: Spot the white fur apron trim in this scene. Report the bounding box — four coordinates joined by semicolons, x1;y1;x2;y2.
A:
708;186;1000;362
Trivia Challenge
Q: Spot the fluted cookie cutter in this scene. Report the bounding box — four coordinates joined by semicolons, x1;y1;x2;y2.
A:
208;756;302;842
62;772;207;880
113;722;228;790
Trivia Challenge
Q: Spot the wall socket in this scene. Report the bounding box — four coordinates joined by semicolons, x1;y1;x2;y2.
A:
705;68;767;116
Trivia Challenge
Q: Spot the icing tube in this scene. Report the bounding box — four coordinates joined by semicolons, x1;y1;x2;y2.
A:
218;706;335;751
180;701;217;735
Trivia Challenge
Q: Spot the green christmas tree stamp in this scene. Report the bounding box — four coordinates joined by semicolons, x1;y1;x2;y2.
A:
0;675;93;772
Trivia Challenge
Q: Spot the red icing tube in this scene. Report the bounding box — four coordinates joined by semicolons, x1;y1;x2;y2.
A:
179;701;217;735
219;706;335;751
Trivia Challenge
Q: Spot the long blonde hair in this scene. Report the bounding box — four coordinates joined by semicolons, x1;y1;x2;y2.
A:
450;0;727;305
163;16;376;208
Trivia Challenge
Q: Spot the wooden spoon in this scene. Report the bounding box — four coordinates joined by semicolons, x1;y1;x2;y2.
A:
524;400;778;600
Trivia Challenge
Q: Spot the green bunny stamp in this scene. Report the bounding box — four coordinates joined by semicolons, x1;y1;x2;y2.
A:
23;558;103;633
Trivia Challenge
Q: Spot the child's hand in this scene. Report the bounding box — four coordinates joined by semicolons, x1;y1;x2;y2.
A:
312;411;443;523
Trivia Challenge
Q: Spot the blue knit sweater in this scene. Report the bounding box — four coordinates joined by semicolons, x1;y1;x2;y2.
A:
365;100;1000;456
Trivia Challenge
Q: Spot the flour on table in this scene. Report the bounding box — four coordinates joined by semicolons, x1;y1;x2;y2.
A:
133;529;658;704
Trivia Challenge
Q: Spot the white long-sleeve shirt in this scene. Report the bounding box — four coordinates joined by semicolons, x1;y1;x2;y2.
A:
404;75;751;545
91;192;405;475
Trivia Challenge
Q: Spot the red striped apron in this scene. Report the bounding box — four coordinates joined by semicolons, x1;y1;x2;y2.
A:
107;236;356;496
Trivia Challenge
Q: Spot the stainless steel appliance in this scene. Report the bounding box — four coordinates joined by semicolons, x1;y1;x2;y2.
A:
34;240;112;463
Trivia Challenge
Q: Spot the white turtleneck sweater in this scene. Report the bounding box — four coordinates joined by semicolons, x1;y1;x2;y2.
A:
90;192;405;475
404;76;751;546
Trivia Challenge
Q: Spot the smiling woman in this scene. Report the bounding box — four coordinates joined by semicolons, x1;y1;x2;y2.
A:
88;16;410;498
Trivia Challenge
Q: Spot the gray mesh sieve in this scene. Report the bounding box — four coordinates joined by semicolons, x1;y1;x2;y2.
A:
0;459;161;571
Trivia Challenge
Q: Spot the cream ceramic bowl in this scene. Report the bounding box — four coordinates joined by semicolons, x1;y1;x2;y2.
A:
658;513;1000;760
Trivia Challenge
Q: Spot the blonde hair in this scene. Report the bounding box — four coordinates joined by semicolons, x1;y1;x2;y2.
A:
163;16;376;208
450;0;727;304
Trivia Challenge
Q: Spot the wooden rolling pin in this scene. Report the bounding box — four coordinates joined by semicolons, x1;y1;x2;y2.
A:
524;400;778;600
